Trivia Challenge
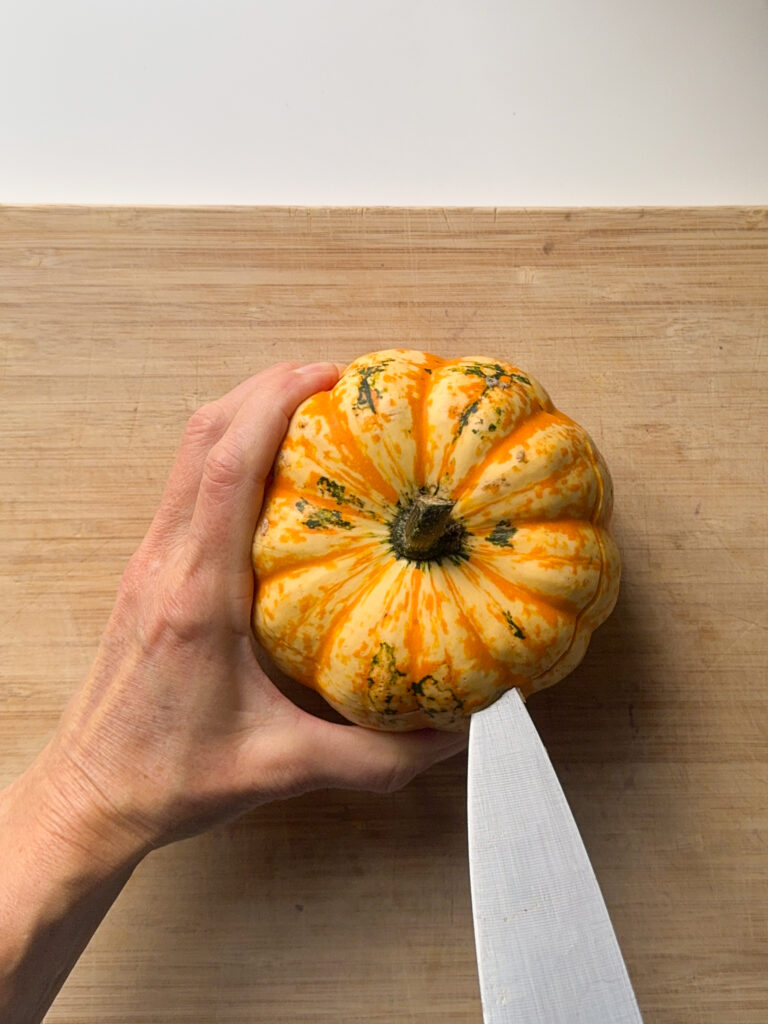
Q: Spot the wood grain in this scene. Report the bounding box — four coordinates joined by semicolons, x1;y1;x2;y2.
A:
1;206;766;1023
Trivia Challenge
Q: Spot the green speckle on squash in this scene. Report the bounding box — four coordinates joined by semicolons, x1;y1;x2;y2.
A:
317;476;365;509
295;499;353;531
353;360;393;415
411;675;464;715
504;610;526;639
453;363;532;441
463;362;531;388
488;520;517;547
367;643;408;713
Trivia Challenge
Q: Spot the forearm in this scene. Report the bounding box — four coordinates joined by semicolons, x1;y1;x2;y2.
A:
0;753;143;1024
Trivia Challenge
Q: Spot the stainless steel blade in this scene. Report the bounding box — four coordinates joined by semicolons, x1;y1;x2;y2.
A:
468;688;643;1023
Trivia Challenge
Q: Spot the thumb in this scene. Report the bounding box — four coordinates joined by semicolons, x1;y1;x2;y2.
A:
294;715;469;794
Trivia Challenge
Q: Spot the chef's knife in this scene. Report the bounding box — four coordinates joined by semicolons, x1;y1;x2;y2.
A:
468;688;643;1023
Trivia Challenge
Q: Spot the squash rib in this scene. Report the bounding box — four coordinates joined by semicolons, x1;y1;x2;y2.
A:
318;387;400;508
527;532;617;688
467;558;579;633
438;565;522;700
448;556;576;686
469;518;605;614
405;566;423;689
254;540;384;590
266;479;389;526
472;551;590;618
522;436;620;687
432;366;544;492
459;447;599;524
463;407;556;488
410;355;443;491
451;409;583;505
260;546;391;689
524;416;618;690
313;551;400;687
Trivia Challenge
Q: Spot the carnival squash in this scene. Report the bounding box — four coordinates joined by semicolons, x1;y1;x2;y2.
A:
252;349;620;731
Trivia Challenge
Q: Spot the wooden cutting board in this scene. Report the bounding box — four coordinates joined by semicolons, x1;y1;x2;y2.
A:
1;206;766;1023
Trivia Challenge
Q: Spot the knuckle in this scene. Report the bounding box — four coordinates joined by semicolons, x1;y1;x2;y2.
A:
251;383;293;433
155;585;206;643
153;568;219;644
375;757;416;794
113;540;228;652
183;402;228;446
244;736;308;801
136;549;223;647
117;548;151;606
201;438;244;493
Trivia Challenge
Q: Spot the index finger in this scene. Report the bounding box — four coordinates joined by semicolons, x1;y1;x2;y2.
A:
150;362;304;543
187;362;341;576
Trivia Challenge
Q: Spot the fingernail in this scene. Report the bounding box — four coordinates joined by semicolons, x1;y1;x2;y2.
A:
294;361;338;375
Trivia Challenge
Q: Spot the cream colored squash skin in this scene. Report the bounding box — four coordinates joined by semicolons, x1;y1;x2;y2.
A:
252;350;620;732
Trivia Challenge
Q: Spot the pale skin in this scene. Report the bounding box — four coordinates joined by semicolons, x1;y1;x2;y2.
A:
0;362;468;1022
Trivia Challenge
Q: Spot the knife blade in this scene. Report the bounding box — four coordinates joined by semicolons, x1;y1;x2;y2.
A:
468;688;643;1023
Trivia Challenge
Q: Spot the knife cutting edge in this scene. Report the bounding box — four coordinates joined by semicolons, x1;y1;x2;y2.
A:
468;688;643;1023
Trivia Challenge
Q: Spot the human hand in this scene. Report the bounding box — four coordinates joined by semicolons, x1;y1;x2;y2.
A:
33;361;467;868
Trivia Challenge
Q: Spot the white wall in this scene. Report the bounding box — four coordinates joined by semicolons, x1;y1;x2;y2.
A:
1;0;766;205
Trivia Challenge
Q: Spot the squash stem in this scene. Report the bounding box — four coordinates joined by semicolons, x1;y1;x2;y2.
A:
391;495;466;562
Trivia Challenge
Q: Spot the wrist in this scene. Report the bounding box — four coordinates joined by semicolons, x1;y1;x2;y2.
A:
13;744;150;886
0;759;141;1023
